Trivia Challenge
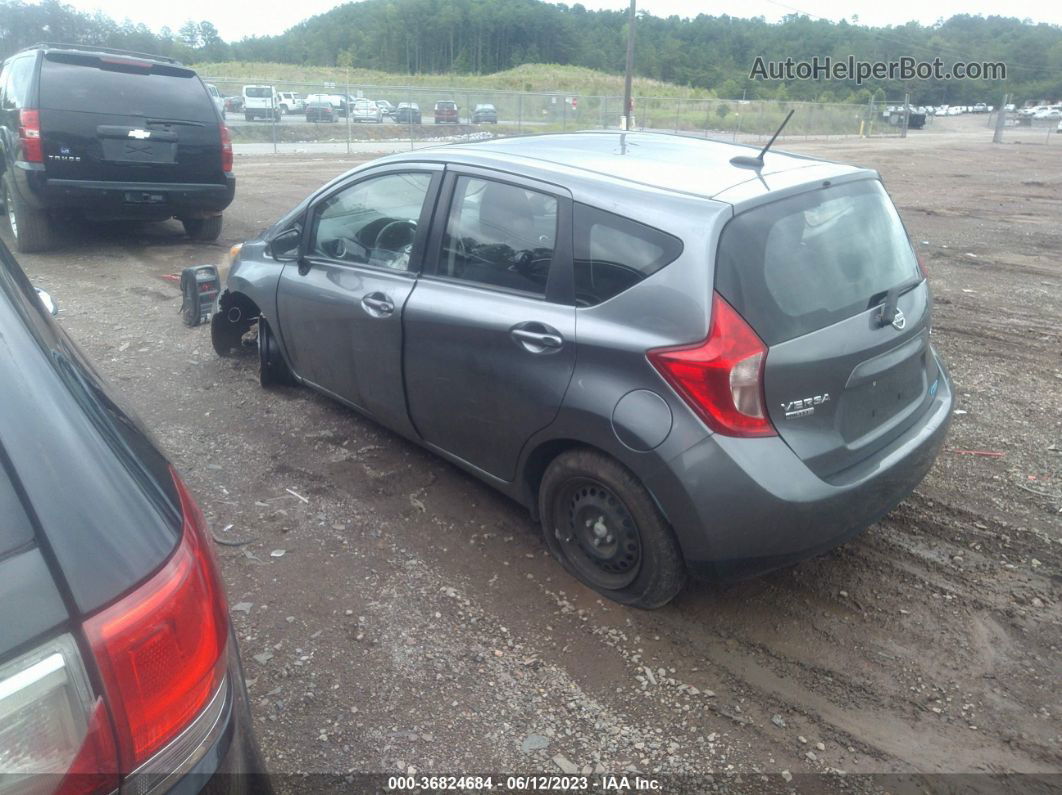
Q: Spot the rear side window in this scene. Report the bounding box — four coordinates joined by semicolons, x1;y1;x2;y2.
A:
1;56;35;110
39;55;215;121
715;179;920;345
573;204;682;306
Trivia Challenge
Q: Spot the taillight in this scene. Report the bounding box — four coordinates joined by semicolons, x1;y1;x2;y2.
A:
17;109;43;164
220;124;233;173
648;292;776;438
83;468;229;772
0;634;118;795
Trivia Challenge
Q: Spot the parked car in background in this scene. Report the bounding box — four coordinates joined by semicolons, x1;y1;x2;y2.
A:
1032;105;1061;119
434;100;459;123
277;91;304;114
350;98;383;123
206;82;225;116
0;43;235;251
305;93;348;116
210;131;952;608
973;102;987;113
0;236;271;790
225;95;244;113
305;100;337;123
243;84;280;121
472;103;498;124
395;102;422;124
376;99;397;118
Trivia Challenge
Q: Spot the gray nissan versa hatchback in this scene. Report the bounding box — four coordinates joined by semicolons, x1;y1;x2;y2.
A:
211;132;952;608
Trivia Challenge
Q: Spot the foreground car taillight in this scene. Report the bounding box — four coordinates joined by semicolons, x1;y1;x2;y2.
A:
84;468;229;774
0;635;118;795
220;125;233;173
17;109;43;164
648;292;776;437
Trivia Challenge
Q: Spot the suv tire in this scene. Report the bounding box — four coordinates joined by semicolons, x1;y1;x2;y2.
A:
539;449;686;608
2;174;56;253
182;215;223;242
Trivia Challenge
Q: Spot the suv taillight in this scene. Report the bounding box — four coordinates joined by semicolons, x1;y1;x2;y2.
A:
220;125;233;173
17;109;43;164
648;292;776;438
83;468;229;773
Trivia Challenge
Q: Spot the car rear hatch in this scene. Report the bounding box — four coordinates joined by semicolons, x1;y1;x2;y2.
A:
36;51;222;185
715;178;938;479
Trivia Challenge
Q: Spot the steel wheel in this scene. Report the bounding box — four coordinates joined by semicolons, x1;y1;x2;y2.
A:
552;477;642;590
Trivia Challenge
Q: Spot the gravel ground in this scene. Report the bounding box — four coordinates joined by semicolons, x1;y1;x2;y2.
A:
7;116;1060;790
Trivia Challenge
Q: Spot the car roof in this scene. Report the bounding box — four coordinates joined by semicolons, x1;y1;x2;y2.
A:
398;131;868;201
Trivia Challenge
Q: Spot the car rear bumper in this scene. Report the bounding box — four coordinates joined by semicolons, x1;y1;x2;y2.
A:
648;352;953;580
13;165;235;219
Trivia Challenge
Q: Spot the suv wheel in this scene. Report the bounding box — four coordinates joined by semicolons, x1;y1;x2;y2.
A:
539;449;686;608
2;174;56;253
258;318;296;387
182;215;223;242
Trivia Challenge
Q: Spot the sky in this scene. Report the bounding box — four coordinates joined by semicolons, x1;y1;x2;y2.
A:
46;0;1062;42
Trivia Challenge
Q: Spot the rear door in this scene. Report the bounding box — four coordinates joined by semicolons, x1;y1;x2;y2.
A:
403;170;576;481
36;52;221;185
276;165;442;437
715;178;937;479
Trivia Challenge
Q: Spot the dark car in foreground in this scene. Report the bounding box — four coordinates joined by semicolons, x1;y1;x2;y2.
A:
434;100;459;123
472;103;498;124
0;237;269;790
305;101;337;123
211;132;952;608
395;102;421;124
0;44;235;251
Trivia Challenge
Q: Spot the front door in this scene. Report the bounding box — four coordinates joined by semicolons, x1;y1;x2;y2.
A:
404;171;576;481
276;166;442;436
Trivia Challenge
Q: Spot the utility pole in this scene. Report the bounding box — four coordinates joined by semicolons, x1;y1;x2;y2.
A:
993;91;1009;143
621;0;636;130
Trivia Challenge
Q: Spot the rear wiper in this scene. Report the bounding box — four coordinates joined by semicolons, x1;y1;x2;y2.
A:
146;118;206;128
876;276;923;327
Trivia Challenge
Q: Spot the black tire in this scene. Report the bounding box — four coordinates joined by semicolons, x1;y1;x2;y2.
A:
182;215;223;242
2;173;56;253
258;318;296;388
539;449;686;608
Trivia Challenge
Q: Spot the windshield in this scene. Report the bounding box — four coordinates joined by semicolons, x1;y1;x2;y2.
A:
715;179;921;345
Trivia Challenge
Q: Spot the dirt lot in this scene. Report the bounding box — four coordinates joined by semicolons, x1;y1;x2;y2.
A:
7;123;1060;788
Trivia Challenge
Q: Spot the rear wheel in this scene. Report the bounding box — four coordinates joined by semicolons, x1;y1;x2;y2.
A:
2;173;56;253
182;214;223;242
258;318;296;388
539;449;686;608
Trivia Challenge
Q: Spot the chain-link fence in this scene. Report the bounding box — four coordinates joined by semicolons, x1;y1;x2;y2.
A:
204;76;928;154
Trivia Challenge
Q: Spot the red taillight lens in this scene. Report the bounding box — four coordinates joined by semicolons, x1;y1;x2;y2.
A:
648;292;776;438
84;469;229;771
220;125;233;172
18;109;43;164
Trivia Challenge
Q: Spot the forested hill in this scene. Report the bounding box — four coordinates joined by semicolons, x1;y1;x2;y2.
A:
2;0;1060;103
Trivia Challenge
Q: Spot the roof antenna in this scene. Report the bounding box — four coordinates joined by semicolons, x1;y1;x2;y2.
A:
730;109;794;169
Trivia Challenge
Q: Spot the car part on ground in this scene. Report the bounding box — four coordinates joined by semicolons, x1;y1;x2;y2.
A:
180;264;220;327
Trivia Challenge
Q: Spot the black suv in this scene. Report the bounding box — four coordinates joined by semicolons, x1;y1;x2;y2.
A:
0;44;235;252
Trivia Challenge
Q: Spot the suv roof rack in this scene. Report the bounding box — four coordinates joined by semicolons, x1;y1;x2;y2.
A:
25;42;183;66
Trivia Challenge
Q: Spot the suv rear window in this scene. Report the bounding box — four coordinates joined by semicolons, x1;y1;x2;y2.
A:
39;54;215;122
573;203;682;306
245;87;273;98
715;179;920;344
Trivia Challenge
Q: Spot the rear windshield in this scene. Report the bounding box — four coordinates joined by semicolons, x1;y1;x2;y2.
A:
715;179;920;344
39;55;215;121
245;86;273;98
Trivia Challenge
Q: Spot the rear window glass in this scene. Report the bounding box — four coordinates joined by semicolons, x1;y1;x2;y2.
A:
715;179;920;344
573;203;683;306
244;86;273;98
39;56;214;121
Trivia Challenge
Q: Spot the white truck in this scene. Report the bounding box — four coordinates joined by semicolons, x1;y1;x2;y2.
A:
242;85;280;121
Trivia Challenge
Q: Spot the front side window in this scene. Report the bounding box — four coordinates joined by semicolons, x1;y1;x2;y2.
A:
312;172;431;271
573;204;682;306
439;177;558;296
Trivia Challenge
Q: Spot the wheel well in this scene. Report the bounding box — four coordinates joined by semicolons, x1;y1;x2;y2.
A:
218;289;260;321
521;439;601;520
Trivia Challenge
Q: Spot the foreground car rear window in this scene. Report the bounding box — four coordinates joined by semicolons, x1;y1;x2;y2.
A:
715;179;920;344
39;55;216;122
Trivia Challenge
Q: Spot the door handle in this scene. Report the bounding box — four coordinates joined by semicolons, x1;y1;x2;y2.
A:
510;323;564;353
361;293;395;317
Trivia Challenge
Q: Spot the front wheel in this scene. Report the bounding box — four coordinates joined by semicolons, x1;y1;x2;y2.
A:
539;449;686;608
